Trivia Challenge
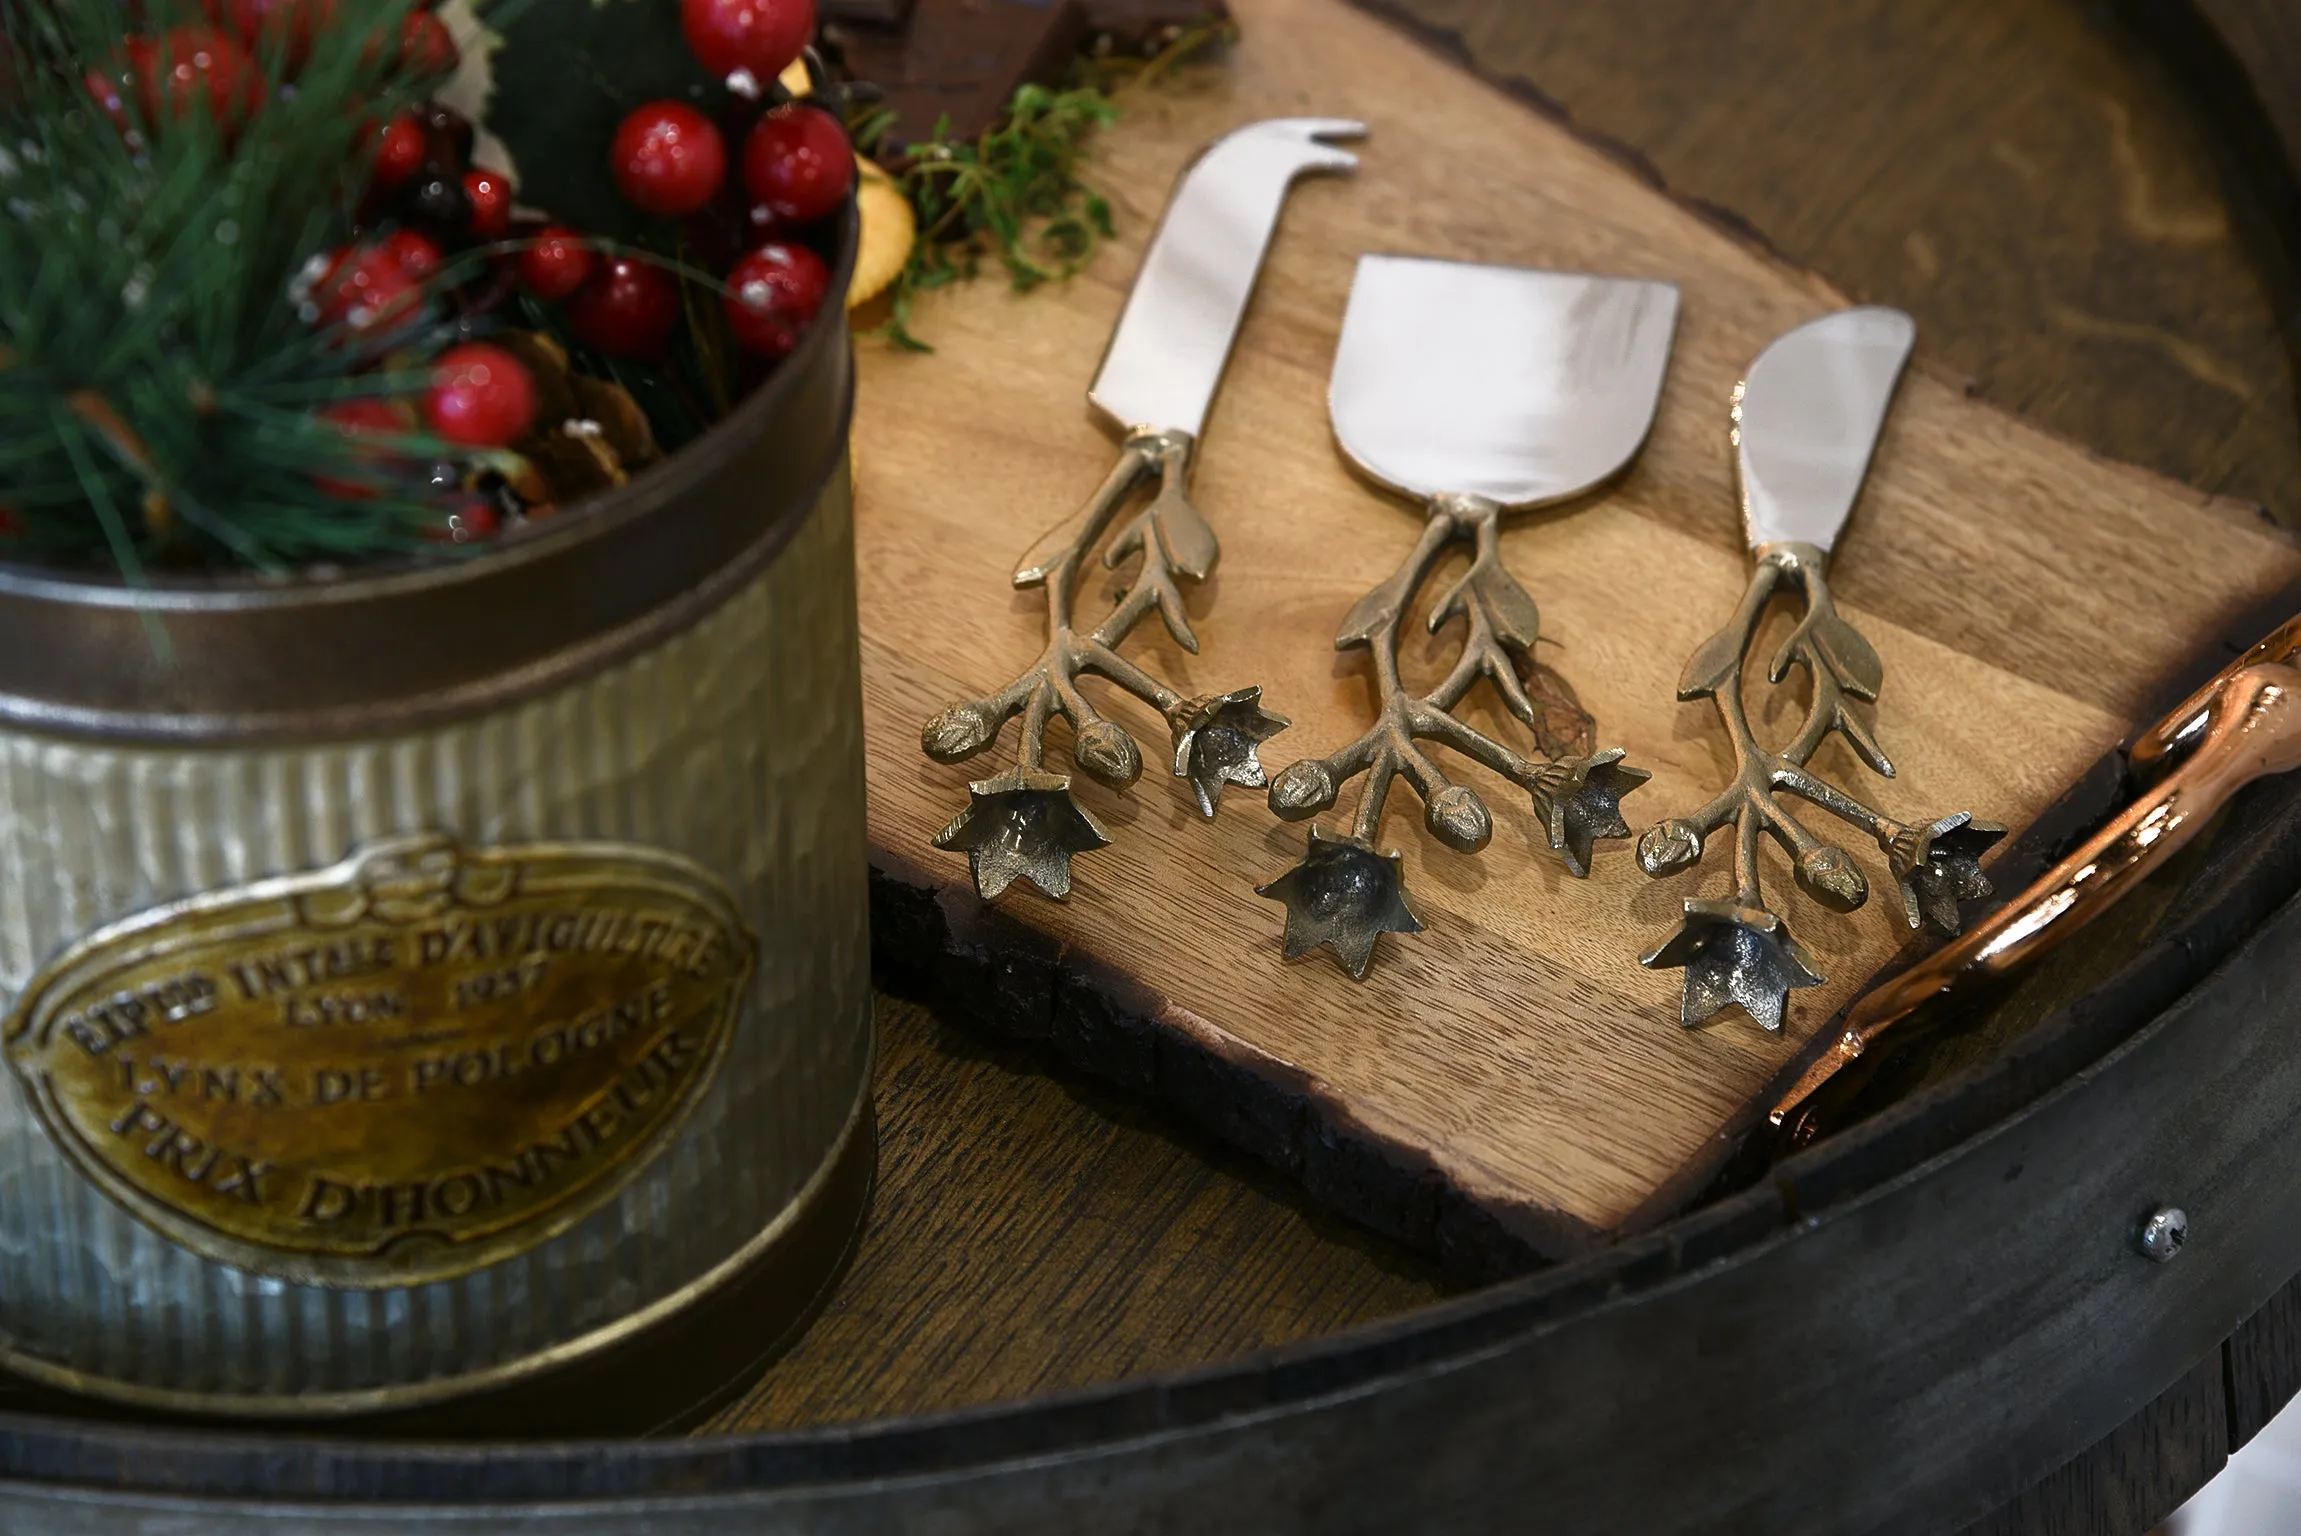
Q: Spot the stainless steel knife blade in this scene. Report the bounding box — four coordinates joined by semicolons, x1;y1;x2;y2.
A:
1329;255;1680;508
1087;117;1366;439
1734;306;1915;552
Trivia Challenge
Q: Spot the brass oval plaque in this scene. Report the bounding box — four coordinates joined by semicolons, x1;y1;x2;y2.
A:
1;834;756;1288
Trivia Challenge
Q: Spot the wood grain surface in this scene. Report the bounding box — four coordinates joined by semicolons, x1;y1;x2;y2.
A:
850;0;2301;1258
710;994;1444;1430
1372;0;2301;527
714;7;2301;1527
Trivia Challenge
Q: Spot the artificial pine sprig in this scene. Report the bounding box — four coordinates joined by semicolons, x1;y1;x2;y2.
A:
0;0;486;573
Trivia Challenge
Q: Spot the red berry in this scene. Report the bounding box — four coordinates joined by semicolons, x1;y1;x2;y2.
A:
609;101;727;219
566;257;681;357
398;10;459;77
680;0;814;85
741;103;852;224
372;111;426;189
463;169;513;239
313;398;408;501
518;225;594;301
131;27;263;131
82;61;134;137
424;343;537;448
313;244;420;338
722;241;830;359
382;229;443;281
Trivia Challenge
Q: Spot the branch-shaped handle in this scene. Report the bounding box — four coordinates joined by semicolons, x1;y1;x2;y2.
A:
923;429;1289;902
1639;543;2002;1031
1773;657;2301;1136
1259;493;1647;978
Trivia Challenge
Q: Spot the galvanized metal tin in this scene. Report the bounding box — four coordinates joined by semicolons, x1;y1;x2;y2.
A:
0;227;872;1419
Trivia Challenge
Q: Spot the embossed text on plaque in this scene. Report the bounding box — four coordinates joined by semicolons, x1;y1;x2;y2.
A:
1;835;756;1288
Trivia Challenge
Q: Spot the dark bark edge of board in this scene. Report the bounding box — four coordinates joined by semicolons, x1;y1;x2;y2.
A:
867;852;1566;1280
870;568;2301;1285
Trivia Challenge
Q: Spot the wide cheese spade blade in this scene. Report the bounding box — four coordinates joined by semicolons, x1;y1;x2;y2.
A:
1330;256;1679;507
1254;256;1681;979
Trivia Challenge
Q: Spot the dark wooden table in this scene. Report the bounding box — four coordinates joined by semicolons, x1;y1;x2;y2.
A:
718;3;2301;1529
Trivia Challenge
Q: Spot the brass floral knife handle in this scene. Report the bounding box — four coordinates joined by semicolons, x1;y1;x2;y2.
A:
923;428;1287;901
1639;542;2004;1032
1638;310;2004;1035
1258;492;1648;979
1772;637;2301;1139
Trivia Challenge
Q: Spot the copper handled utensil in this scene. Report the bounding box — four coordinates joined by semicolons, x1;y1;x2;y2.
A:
1256;255;1679;978
1638;307;2005;1033
922;117;1365;902
1771;613;2301;1142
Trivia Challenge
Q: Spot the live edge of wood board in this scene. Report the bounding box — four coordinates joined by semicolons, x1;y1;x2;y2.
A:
849;0;2301;1276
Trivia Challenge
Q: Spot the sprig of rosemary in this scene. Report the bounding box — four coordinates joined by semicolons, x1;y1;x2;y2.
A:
853;20;1235;353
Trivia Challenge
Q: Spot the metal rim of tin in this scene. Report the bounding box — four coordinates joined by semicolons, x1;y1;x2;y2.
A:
0;207;860;746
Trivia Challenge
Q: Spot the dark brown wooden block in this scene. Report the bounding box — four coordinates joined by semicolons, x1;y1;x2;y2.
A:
823;0;919;28
1082;0;1234;52
835;0;1091;148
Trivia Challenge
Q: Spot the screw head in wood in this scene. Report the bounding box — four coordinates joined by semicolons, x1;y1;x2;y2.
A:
2138;1206;2189;1263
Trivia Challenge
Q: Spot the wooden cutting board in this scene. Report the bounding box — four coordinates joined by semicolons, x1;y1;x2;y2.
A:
849;0;2301;1261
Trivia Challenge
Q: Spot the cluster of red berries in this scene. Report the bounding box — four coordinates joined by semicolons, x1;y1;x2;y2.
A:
302;86;538;465
83;0;851;545
83;1;458;142
313;338;535;542
559;0;844;361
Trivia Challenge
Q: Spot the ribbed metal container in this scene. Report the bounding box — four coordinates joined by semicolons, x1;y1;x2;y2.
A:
0;229;871;1420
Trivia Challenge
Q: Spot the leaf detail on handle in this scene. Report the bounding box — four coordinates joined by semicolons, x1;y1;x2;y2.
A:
1809;612;1883;700
1678;623;1746;700
1336;563;1420;648
1428;550;1540;652
1016;441;1155;586
1014;504;1101;588
1107;479;1218;582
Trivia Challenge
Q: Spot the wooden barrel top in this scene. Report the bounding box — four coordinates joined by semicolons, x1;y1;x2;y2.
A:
7;1;2301;1531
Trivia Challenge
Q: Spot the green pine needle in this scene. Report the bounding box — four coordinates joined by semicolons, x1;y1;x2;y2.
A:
0;0;493;575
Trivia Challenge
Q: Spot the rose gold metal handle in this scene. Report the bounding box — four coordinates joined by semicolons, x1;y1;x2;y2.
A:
2129;613;2301;773
1771;646;2301;1139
